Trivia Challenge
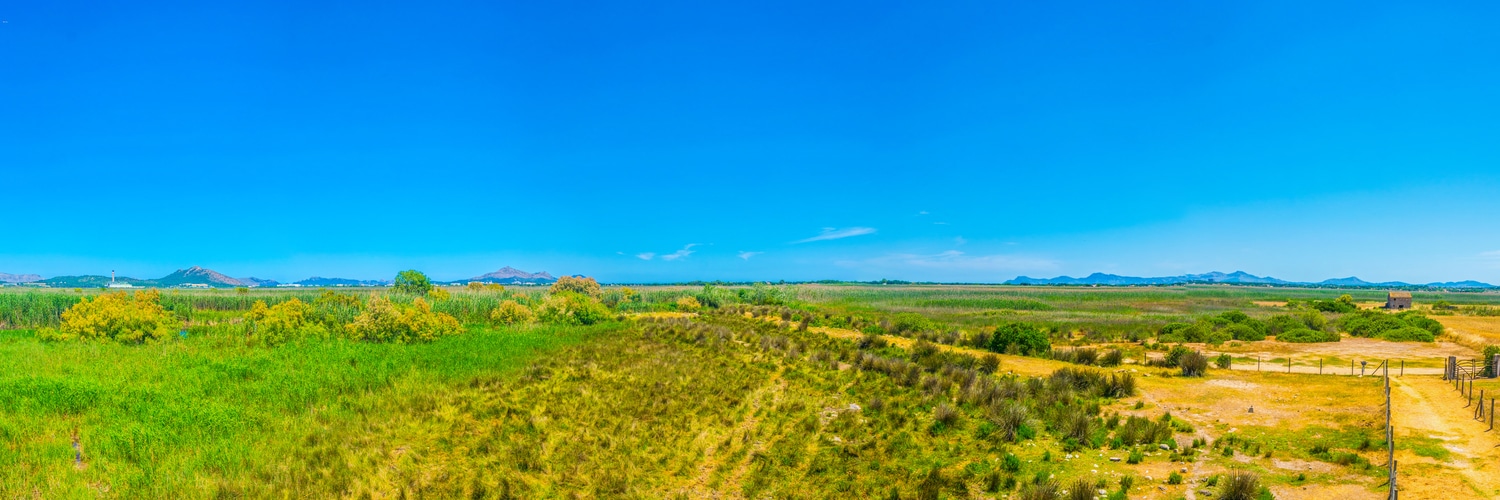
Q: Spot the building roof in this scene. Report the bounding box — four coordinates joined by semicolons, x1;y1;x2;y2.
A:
1388;291;1412;299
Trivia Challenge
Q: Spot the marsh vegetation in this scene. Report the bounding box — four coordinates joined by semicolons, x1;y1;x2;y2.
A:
2;281;1497;497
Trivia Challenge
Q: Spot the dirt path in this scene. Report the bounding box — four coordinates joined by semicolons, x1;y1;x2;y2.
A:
1387;376;1500;499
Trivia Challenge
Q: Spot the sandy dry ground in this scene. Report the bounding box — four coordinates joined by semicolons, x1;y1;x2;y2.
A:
752;315;1500;498
1115;337;1477;375
1436;315;1500;352
1387;375;1500;499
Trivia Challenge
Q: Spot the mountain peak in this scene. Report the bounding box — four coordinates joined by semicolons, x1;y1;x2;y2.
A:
470;266;557;283
161;266;245;287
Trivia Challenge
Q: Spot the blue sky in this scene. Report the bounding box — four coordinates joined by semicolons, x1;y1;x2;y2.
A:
4;1;1500;283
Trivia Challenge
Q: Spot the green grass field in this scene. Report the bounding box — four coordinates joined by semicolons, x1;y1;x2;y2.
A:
0;322;605;497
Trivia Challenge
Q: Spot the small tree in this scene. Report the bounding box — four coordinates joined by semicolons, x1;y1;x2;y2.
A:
393;270;433;296
676;296;702;312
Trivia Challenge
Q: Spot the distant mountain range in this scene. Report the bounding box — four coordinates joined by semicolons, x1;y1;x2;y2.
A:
1006;271;1496;289
0;273;42;283
294;277;391;287
6;266;556;288
458;266;557;285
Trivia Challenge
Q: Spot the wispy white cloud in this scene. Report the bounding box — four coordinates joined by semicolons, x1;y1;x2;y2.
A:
794;227;876;244
660;244;699;261
635;252;656;260
1481;250;1500;259
917;211;929;215
933;222;949;225
738;251;763;260
954;236;967;245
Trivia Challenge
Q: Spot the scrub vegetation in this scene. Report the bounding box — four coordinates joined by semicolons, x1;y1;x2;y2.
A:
1;281;1497;497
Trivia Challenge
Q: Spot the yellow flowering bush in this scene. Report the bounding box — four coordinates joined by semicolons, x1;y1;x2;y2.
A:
39;290;178;343
537;292;611;325
345;296;462;344
245;299;327;346
549;276;603;299
675;296;702;312
490;299;535;325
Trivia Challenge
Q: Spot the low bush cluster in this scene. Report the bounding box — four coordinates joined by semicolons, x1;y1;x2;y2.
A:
245;298;328;346
1338;310;1441;342
345;296;463;344
490;300;535;325
1277;328;1341;343
38;290;178;343
1156;310;1268;344
537;292;612;325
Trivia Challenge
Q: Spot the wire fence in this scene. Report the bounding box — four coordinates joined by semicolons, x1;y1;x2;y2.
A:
1377;360;1397;499
1446;357;1496;434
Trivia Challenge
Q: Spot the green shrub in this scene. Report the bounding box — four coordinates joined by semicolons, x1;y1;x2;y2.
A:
1277;328;1340;343
1164;346;1192;367
1298;311;1327;331
1159;322;1210;343
1227;323;1265;341
1180;351;1208;376
393;269;433;296
1266;314;1302;335
990;322;1050;356
1215;353;1232;369
1167;471;1183;484
1002;453;1022;472
1309;295;1358;313
1379;326;1434;342
1485;345;1500;377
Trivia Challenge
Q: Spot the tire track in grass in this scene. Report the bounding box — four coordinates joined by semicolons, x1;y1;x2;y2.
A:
677;365;785;499
718;368;786;498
